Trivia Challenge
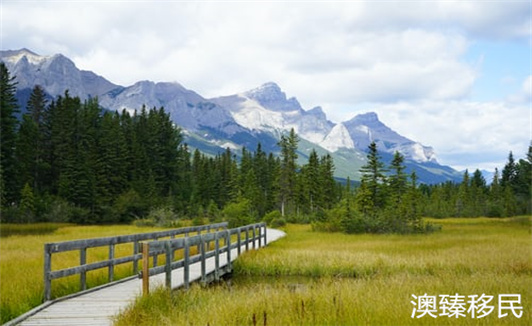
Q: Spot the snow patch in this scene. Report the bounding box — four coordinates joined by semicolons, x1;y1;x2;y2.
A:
320;123;355;152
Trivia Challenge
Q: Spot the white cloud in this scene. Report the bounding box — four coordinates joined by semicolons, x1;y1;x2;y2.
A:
366;100;530;171
2;0;530;172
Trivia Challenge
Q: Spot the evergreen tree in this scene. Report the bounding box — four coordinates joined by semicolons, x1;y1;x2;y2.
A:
301;149;320;212
501;151;518;191
356;142;387;214
15;114;39;193
388;151;407;208
278;128;299;216
319;153;337;210
0;63;20;205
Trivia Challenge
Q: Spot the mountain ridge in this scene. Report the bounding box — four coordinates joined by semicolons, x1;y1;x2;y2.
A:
1;48;461;183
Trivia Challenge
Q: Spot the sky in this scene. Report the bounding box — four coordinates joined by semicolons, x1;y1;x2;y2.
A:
1;0;530;173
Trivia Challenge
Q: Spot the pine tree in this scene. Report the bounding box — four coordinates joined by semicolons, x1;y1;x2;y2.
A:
501;151;518;191
301;149;320;212
388;151;407;208
319;153;337;210
357;142;387;214
278;128;299;216
0;63;20;205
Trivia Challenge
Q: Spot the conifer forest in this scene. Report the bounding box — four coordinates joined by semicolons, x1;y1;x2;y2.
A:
1;63;530;233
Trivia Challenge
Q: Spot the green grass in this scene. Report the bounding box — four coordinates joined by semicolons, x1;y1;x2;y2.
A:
0;223;72;237
115;217;532;326
0;223;170;324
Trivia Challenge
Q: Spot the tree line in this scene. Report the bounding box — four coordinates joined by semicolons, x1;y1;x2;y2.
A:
1;63;530;231
420;150;531;218
0;63;339;225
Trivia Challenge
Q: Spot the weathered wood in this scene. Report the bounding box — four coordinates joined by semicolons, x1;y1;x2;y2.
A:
237;227;241;255
108;244;115;282
200;236;206;284
245;226;250;251
215;232;220;280
142;242;149;296
14;226;284;326
46;222;228;253
133;241;139;274
252;225;257;249
44;244;52;301
164;241;172;289
80;248;87;291
43;222;228;301
226;230;231;272
184;237;190;289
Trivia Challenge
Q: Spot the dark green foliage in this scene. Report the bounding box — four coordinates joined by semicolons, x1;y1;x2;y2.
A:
421;147;531;218
341;145;431;234
2;66;528;225
278;128;299;216
0;63;20;205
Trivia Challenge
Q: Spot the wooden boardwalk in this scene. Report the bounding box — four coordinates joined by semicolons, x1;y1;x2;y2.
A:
10;228;285;326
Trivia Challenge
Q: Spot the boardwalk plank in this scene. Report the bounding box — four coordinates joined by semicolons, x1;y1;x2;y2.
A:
14;229;285;326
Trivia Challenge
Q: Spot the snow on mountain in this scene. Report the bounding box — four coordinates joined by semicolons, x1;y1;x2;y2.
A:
214;84;436;164
1;48;117;99
319;123;355;152
99;80;245;136
212;82;334;144
343;112;437;163
1;48;457;182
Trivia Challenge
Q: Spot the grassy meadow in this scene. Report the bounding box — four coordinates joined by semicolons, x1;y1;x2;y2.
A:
0;223;170;323
115;217;532;326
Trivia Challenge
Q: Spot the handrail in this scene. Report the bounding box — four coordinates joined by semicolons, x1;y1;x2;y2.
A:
43;222;228;301
139;222;267;295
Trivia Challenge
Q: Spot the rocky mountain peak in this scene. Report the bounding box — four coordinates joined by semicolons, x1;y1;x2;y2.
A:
244;82;302;112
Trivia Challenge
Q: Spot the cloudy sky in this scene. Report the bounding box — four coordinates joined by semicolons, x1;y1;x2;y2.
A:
1;0;530;172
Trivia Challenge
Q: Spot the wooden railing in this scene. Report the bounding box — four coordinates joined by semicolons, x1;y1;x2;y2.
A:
43;222;228;301
139;222;267;295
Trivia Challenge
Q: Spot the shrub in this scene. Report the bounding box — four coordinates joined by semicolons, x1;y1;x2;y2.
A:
112;189;147;223
222;199;254;228
147;206;179;227
263;210;282;226
270;217;286;228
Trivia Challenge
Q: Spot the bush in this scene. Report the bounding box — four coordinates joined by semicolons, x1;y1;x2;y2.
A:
43;198;90;224
270;217;286;228
222;199;254;228
112;189;147;223
146;206;180;227
263;210;282;226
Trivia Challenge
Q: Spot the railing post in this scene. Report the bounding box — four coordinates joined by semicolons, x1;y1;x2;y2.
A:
165;241;172;289
184;237;190;289
152;238;158;267
200;235;206;284
207;226;211;250
258;225;262;248
108;244;115;282
80;247;87;291
44;244;52;301
252;225;257;249
197;229;202;254
245;226;249;251
237;227;241;256
264;224;267;245
215;232;220;280
142;242;150;296
133;241;139;275
226;230;231;271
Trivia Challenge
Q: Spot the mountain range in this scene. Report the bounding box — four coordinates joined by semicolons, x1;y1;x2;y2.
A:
1;48;462;183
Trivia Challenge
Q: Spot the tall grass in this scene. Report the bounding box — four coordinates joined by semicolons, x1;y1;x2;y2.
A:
0;223;169;323
115;217;532;326
0;223;72;237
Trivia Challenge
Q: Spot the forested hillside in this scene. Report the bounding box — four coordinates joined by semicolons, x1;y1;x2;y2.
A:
1;63;530;228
